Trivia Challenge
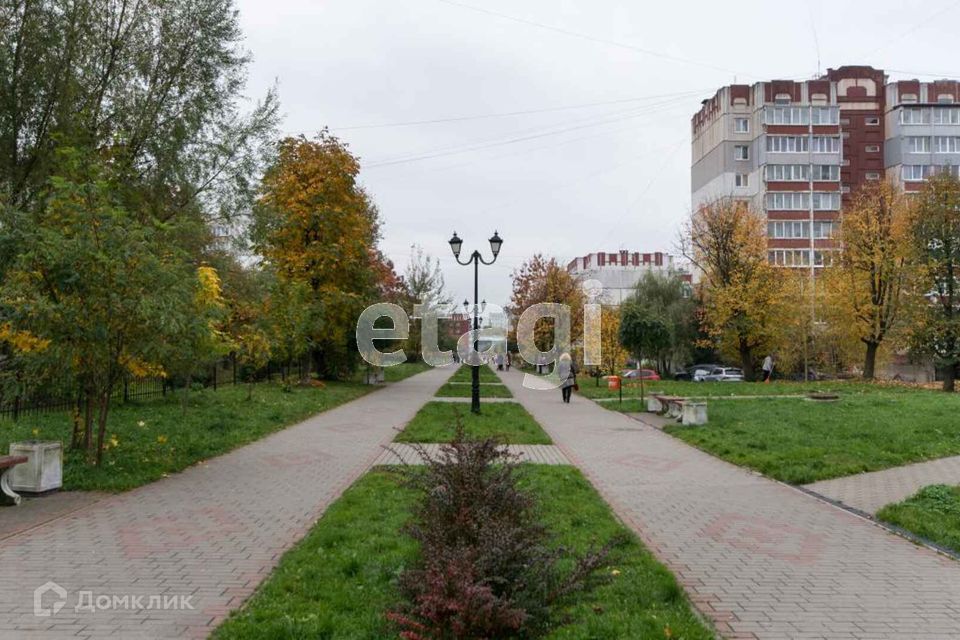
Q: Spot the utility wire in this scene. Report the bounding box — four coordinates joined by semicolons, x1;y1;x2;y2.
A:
436;0;759;78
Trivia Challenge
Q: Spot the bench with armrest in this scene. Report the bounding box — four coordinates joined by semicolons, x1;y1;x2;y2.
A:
648;394;708;425
0;455;28;505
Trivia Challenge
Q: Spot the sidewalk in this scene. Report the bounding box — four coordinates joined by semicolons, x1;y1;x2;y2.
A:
498;369;960;639
804;454;960;514
0;366;451;639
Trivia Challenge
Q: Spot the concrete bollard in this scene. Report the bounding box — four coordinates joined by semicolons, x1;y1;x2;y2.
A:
682;402;708;425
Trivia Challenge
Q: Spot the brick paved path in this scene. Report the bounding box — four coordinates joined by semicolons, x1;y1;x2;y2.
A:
371;443;569;465
498;369;960;639
0;366;451;639
804;455;960;514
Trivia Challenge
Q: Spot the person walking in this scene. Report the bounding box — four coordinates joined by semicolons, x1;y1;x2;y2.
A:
505;351;511;371
761;353;775;383
557;353;578;403
537;353;546;374
496;353;504;371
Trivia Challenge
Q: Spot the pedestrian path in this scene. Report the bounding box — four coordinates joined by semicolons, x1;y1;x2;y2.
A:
804;455;960;514
497;369;960;639
370;442;569;466
0;366;451;639
0;491;106;543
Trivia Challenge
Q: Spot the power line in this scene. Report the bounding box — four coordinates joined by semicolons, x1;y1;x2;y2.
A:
436;0;759;78
314;88;710;131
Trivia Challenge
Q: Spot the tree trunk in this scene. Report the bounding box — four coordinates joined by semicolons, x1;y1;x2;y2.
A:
82;392;94;451
94;391;111;466
738;338;755;381
862;341;879;380
944;364;957;392
181;375;190;414
71;390;85;450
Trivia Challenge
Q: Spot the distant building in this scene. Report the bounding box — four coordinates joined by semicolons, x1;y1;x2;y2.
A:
566;251;690;305
692;65;960;272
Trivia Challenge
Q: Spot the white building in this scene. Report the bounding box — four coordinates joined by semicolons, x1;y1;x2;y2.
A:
566;250;690;305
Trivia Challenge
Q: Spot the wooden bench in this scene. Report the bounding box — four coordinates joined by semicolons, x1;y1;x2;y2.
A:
0;455;28;506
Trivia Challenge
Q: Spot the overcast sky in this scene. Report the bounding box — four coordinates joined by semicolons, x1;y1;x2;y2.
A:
235;0;960;305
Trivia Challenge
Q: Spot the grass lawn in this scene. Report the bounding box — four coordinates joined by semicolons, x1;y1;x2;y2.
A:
435;382;513;398
448;365;501;383
877;485;960;554
395;401;551;444
576;378;927;400
664;392;960;484
213;466;714;640
0;381;374;492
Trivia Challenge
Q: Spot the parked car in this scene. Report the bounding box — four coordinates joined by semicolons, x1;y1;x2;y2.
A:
675;364;721;381
699;366;744;382
621;368;661;381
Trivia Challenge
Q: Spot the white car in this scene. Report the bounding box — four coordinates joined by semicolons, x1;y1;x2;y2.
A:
698;367;744;382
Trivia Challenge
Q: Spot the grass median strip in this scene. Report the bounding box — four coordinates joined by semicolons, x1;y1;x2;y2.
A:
576;379;926;400
213;466;714;640
877;485;960;555
435;381;513;398
395;401;551;444
663;393;960;484
449;365;501;383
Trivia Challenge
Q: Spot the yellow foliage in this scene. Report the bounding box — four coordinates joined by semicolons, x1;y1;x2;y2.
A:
195;265;225;310
0;323;51;353
120;354;166;379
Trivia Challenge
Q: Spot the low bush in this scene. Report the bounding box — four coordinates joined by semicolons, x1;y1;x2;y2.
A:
388;429;615;638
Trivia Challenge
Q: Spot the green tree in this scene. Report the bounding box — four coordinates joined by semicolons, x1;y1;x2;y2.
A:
909;172;960;391
629;271;696;374
619;302;670;402
0;150;196;464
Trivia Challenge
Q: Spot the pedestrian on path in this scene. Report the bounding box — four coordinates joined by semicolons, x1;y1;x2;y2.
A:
496;353;504;370
557;353;578;403
537;353;546;374
762;353;775;383
505;351;511;371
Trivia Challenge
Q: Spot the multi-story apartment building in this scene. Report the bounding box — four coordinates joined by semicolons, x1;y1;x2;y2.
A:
692;66;887;270
885;79;960;189
566;250;690;305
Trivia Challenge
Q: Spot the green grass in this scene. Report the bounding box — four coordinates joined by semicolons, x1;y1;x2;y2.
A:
449;365;501;383
434;382;513;398
0;381;373;492
349;360;432;383
395;401;551;444
576;379;922;400
664;392;960;484
213;466;715;640
877;485;960;554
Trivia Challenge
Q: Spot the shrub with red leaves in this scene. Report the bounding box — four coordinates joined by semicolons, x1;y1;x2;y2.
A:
388;424;615;639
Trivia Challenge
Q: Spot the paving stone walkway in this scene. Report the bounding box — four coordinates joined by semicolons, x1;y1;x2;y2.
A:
0;366;451;639
371;442;569;465
804;455;960;514
497;369;960;639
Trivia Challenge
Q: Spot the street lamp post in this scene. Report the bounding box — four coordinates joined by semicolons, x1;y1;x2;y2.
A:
449;230;503;414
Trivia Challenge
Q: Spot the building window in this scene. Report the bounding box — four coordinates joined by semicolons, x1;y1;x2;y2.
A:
734;117;749;133
768;249;811;267
932;108;960;125
938;95;956;104
765;164;809;181
734;145;750;160
813;221;835;239
902;165;930;181
865;171;880;180
767;221;809;239
812;192;840;210
811;136;841;153
766;136;808;153
865;144;880;153
906;137;930;153
865;116;880;126
901;107;930;124
840;117;851;126
811;164;840;181
934;136;960;153
811;107;839;125
765;106;808;125
774;94;792;105
813;250;836;267
766;192;810;210
735;173;749;187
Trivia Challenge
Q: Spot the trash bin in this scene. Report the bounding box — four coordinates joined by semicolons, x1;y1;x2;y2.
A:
608;375;621;390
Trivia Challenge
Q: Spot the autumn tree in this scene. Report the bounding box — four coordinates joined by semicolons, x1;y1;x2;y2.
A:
0;150;196;464
510;255;585;354
822;182;914;379
683;199;785;380
909;172;960;391
618;302;669;402
254;133;383;378
599;306;628;375
402;245;450;361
